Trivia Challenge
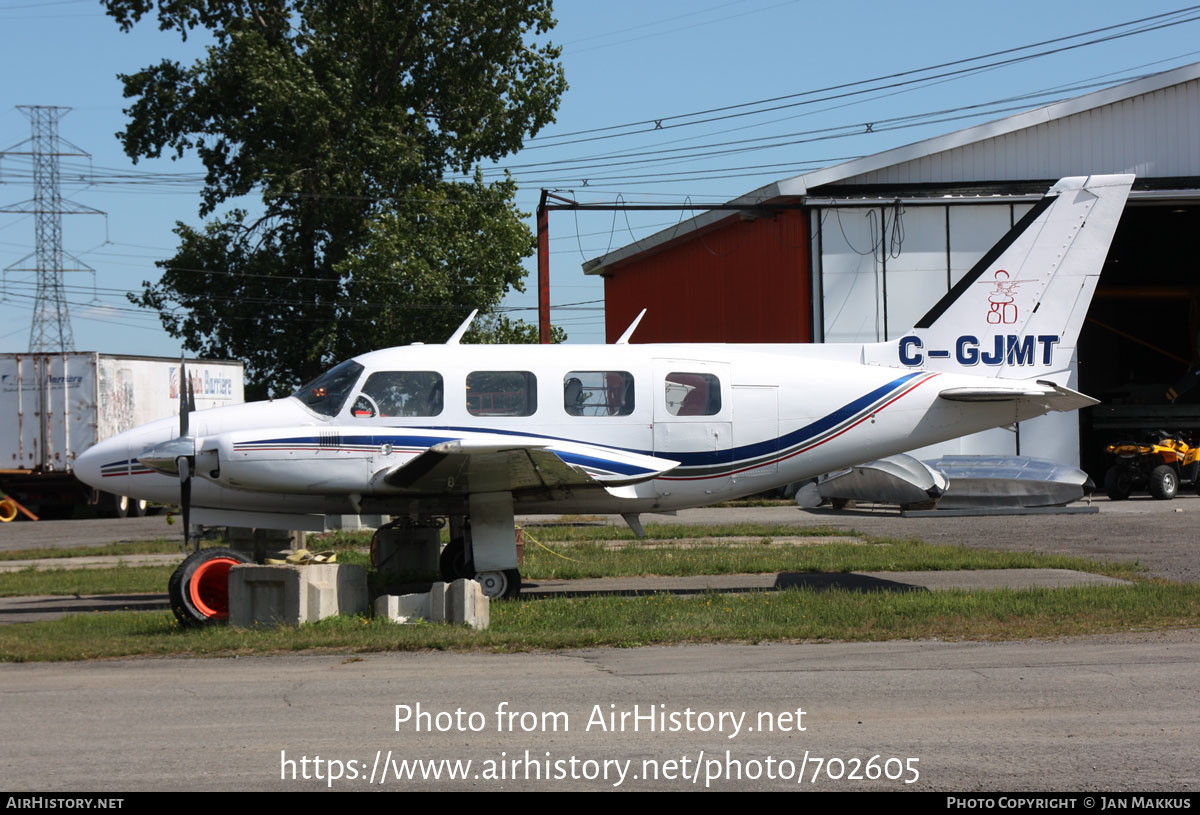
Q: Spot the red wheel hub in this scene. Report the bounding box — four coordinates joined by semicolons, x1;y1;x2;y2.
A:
188;557;239;620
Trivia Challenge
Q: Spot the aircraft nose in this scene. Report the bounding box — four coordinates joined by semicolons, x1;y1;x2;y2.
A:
75;437;131;493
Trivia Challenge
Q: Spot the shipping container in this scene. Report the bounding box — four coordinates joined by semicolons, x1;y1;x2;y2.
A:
0;353;244;517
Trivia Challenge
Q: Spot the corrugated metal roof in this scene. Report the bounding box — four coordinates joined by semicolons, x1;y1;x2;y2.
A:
585;61;1200;275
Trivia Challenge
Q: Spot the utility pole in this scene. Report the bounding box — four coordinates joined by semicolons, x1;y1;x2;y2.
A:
535;189;578;344
0;105;101;352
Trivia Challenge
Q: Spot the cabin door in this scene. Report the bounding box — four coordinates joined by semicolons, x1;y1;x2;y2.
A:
652;360;731;498
730;385;779;493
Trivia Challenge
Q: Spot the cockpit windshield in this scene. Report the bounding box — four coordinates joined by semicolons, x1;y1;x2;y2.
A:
292;359;364;417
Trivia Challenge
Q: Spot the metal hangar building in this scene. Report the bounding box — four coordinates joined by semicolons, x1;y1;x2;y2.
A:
582;62;1200;477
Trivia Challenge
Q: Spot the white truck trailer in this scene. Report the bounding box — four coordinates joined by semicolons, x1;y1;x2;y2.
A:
0;353;244;518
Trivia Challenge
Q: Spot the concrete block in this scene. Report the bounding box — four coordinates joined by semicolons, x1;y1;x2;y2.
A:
374;593;431;624
428;581;447;623
447;579;490;630
229;564;367;627
373;581;488;629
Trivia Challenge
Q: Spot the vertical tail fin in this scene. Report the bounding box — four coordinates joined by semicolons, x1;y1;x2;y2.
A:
881;174;1133;380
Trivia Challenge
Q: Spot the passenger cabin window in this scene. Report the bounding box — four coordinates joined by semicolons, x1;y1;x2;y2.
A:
665;372;722;416
293;359;364;417
564;371;634;416
467;371;537;417
351;371;443;418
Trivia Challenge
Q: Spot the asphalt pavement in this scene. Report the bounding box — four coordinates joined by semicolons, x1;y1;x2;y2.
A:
2;632;1197;791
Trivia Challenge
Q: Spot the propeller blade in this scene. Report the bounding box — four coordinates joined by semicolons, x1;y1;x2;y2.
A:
176;360;196;552
179;358;190;438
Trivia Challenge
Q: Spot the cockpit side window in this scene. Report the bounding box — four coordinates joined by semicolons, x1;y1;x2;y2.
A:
292;360;364;417
466;371;537;417
352;371;443;418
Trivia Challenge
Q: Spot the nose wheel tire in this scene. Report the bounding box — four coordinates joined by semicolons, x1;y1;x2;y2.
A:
476;569;521;599
98;492;130;518
439;538;521;597
168;547;251;627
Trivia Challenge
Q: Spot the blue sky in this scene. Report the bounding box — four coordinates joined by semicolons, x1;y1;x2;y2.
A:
0;0;1197;359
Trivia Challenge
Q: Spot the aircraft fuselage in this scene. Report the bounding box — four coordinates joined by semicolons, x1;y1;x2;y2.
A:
81;342;1036;517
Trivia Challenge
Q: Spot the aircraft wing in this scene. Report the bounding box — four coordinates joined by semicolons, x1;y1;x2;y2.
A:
377;437;679;496
938;380;1097;412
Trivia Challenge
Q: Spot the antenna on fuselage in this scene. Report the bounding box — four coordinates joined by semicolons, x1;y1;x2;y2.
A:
446;309;478;345
614;309;647;345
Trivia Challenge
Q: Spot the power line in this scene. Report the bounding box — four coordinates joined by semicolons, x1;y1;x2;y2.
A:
527;4;1200;147
470;74;1143;188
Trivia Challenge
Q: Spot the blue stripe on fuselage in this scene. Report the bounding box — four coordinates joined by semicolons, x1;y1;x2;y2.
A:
706;371;922;466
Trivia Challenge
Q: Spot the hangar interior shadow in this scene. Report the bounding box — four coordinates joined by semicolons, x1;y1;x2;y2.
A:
1078;202;1200;482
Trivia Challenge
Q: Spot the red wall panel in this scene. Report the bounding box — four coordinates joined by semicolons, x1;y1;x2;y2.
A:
602;209;812;344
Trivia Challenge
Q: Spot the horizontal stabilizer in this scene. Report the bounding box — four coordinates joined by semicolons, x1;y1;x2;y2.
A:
938;380;1097;412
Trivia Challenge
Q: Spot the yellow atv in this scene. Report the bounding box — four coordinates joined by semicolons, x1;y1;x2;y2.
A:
1104;432;1200;500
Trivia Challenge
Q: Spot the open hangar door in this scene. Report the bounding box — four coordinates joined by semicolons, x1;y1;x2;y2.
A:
1077;200;1200;485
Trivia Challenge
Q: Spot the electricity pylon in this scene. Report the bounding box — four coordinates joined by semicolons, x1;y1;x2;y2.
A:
0;106;102;352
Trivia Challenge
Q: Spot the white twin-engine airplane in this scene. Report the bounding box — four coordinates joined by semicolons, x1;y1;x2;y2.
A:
76;174;1132;612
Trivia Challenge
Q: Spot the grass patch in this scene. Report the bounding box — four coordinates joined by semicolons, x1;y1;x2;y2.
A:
0;520;1173;662
2;532;376;562
519;536;1140;580
303;530;377;550
0;529;1141;597
522;522;855;542
2;582;1197;662
0;565;177;597
0;540;185;561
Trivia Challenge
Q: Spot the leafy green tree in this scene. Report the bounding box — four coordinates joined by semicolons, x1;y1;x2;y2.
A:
107;0;567;396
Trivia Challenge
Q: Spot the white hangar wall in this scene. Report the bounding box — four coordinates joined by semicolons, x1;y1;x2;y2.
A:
846;79;1200;185
792;65;1200;193
817;202;1035;344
